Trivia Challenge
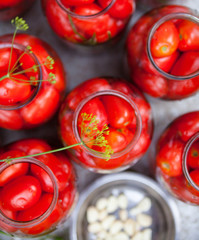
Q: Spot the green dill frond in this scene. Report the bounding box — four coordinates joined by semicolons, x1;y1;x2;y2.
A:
11;17;29;31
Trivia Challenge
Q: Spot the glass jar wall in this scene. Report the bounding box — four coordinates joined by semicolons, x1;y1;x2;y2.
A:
156;111;199;204
0;34;66;130
41;0;135;47
126;5;199;100
59;77;153;173
0;138;77;238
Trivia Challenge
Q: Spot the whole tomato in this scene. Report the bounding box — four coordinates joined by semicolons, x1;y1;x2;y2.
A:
156;140;184;177
1;175;42;211
178;20;199;51
151;20;179;58
101;95;135;129
0;150;29;186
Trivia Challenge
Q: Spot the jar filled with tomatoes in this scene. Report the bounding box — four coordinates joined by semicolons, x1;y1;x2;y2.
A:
156;111;199;205
0;34;66;130
59;77;153;173
0;138;77;238
126;5;199;100
0;0;35;21
41;0;135;47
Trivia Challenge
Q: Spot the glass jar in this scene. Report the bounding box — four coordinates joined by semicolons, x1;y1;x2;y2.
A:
59;77;153;173
0;138;77;238
156;111;199;204
126;5;199;100
41;0;135;47
0;0;35;21
0;34;66;130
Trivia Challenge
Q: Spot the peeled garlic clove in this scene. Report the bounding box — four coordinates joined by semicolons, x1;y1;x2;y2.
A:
87;206;99;223
88;222;102;234
107;195;118;213
131;232;144;240
113;232;129;240
97;230;108;239
137;197;152;212
130;207;141;216
96;197;108;211
119;209;128;222
101;215;116;230
109;220;123;235
124;218;136;236
118;193;128;209
98;209;108;221
136;213;152;227
142;228;152;240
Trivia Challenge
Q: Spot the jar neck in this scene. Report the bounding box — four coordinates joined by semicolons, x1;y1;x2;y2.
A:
0;158;58;228
56;0;116;19
0;42;42;111
147;12;199;81
182;132;199;192
73;90;142;160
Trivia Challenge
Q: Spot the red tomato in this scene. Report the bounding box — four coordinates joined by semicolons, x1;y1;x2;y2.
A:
98;0;134;19
171;51;199;76
0;48;18;72
153;51;180;73
17;193;53;222
78;97;108;134
110;80;131;94
0;150;29;186
188;170;199;197
130;96;152;130
151;21;179;58
178;19;199;51
60;111;80;148
73;4;117;43
19;52;39;80
31;153;71;193
0;74;31;105
0;198;17;233
8;138;52;155
128;130;151;159
101;95;135;128
132;67;168;98
59;181;76;213
61;0;94;7
105;127;128;153
66;78;111;110
0;0;23;7
1;175;42;211
17;193;63;235
168;175;199;204
20;86;60;125
0;109;23;130
156;140;184;177
187;141;199;169
118;127;134;145
174;112;199;142
45;0;82;43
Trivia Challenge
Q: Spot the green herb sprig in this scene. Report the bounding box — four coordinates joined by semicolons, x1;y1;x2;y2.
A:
0;17;56;85
0;113;113;164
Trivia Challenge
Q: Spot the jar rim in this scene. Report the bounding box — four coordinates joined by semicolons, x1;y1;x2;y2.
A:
182;132;199;192
147;12;199;81
0;42;42;111
0;157;58;228
73;89;142;160
56;0;116;19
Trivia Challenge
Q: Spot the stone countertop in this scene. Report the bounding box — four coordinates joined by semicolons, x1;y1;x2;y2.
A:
0;0;199;239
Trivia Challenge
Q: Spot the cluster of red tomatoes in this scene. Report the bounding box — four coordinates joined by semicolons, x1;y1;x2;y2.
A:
127;5;199;99
0;0;199;238
0;139;76;235
42;0;134;44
